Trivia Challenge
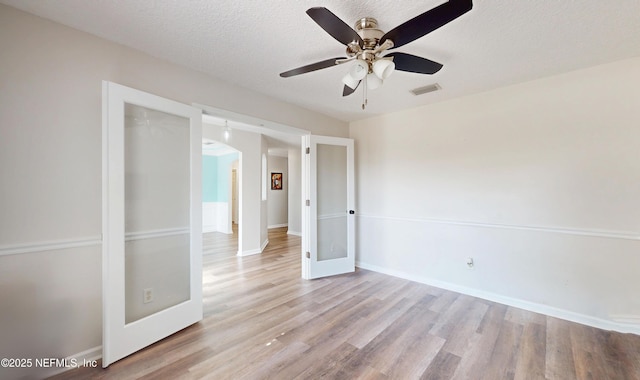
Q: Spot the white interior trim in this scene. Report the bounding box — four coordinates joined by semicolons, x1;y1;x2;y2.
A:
358;214;640;241
317;213;346;220
0;226;193;257
0;236;102;257
124;227;190;241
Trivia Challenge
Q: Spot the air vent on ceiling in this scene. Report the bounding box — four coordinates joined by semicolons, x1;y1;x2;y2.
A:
411;83;441;96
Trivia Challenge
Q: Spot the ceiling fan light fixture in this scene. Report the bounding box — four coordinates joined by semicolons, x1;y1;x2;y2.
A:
349;59;368;80
342;73;360;89
366;73;382;90
373;59;395;80
282;4;473;108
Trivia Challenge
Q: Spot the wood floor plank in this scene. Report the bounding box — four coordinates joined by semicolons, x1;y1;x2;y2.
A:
439;299;489;357
291;342;360;380
450;303;507;380
386;333;446;379
51;228;640;380
480;320;523;380
239;340;310;380
545;317;578;380
513;321;546;380
346;296;417;349
420;350;462;380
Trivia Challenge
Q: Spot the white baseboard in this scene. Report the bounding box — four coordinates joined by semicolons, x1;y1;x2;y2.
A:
237;239;269;257
610;315;640;326
45;346;102;378
268;223;288;229
203;227;233;234
356;261;640;335
287;230;302;236
237;249;260;256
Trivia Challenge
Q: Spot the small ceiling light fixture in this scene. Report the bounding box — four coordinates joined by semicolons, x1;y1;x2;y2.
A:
372;59;395;80
223;120;231;141
342;72;360;90
366;73;382;90
350;59;368;80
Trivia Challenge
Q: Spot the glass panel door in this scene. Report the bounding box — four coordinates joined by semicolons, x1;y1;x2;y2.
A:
303;135;355;279
102;82;202;367
123;104;191;324
316;143;348;262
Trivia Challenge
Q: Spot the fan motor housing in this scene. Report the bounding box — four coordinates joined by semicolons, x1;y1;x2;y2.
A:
354;17;384;50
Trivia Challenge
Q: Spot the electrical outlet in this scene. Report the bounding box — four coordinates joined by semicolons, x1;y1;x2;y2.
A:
466;257;474;268
143;288;153;304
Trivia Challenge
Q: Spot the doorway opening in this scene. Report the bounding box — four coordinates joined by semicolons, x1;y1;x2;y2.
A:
198;107;307;259
202;138;240;257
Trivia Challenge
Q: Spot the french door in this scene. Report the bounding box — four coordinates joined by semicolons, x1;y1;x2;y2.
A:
302;135;355;279
102;82;202;367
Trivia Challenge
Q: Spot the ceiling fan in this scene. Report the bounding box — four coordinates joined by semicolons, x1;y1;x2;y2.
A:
279;0;472;107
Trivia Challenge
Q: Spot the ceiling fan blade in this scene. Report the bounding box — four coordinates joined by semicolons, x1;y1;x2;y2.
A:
386;52;443;74
342;81;360;96
280;57;345;78
307;7;364;47
380;0;472;49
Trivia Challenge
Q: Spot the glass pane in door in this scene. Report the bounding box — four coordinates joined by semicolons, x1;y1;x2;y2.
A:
124;103;191;324
316;143;348;261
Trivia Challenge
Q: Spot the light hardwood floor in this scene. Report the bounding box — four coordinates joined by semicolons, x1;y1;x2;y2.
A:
53;227;640;379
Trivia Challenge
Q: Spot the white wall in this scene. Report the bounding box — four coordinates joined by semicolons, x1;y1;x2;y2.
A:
350;57;640;333
0;5;347;379
268;155;288;228
287;147;302;236
202;202;230;233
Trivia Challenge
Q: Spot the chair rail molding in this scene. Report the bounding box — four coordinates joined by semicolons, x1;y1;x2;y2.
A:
357;214;640;241
0;236;103;257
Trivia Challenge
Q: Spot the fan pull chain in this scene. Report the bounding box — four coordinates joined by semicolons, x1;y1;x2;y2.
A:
362;76;368;110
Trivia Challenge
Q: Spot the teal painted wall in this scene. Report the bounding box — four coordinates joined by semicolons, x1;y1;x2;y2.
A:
202;155;219;202
202;152;238;202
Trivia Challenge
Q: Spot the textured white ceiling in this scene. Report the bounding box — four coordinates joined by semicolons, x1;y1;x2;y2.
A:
3;0;640;122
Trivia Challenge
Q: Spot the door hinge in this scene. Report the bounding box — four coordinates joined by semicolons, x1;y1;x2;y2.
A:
306;251;310;259
306;199;310;206
305;147;310;154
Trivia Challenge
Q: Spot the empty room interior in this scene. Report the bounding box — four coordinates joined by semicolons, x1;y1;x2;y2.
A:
1;1;640;379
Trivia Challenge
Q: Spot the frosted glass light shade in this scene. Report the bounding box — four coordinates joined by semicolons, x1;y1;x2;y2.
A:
366;73;382;90
373;59;395;80
342;73;360;89
349;60;368;80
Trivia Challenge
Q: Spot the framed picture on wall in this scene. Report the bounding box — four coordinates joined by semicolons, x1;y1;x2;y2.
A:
271;172;283;190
